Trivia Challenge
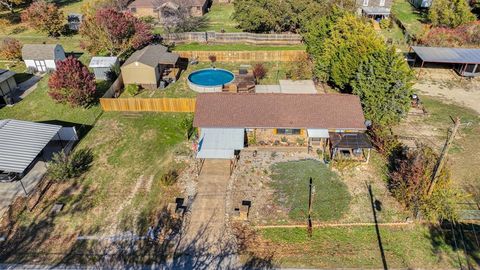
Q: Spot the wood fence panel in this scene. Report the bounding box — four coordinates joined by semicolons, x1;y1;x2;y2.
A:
164;32;303;45
175;50;307;62
99;98;196;112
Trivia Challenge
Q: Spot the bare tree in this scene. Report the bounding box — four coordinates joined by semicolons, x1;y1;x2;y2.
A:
155;1;208;33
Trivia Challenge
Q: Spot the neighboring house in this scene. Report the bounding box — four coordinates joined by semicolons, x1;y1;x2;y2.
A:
67;13;83;31
255;80;317;94
409;0;432;8
22;44;66;73
411;46;480;77
0;69;17;106
193;93;372;162
89;57;119;81
121;44;180;89
357;0;392;19
128;0;209;21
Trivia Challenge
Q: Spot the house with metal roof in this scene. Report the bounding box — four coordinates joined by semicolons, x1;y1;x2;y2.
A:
411;46;480;77
121;44;181;89
357;0;392;19
89;57;119;80
21;44;66;73
0;69;17;106
193;93;372;162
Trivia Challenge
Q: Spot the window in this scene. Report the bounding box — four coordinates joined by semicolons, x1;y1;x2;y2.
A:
363;0;369;6
130;7;137;13
379;0;385;6
276;129;301;135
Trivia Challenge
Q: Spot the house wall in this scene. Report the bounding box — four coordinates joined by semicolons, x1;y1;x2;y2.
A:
121;62;159;89
246;128;308;146
93;67;111;80
24;59;57;72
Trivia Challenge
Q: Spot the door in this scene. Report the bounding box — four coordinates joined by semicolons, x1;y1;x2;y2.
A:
34;60;47;72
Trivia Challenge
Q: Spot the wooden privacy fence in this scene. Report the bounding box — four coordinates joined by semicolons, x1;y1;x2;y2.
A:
164;32;303;45
175;50;307;62
99;98;196;112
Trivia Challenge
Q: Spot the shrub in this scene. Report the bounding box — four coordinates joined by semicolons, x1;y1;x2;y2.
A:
252;63;267;81
0;38;22;61
389;144;462;221
286;54;313;80
208;55;217;64
379;18;391;29
21;0;64;36
140;15;155;24
179;115;194;139
0;19;11;33
48;57;96;107
161;169;179;186
125;84;140;96
47;148;94;181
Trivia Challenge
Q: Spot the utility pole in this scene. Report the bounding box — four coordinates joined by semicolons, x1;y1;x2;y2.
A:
427;117;461;196
307;177;315;238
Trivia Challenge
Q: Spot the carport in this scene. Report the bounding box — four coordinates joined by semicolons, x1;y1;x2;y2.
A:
411;46;480;77
0;119;62;179
197;128;245;159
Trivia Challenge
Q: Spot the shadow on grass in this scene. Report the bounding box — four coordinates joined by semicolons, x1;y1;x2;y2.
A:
429;222;480;269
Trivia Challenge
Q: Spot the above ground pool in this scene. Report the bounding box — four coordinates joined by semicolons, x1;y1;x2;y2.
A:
188;68;235;92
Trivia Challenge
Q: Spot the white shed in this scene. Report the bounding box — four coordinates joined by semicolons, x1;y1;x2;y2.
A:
88;57;119;80
22;44;66;73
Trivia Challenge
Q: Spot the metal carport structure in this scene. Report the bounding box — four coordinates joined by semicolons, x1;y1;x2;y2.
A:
0;119;62;177
197;128;245;159
411;46;480;77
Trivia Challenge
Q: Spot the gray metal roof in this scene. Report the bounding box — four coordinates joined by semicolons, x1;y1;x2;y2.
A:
362;6;391;15
197;128;244;159
412;46;480;64
0;119;61;174
0;69;15;84
89;57;118;68
21;44;63;60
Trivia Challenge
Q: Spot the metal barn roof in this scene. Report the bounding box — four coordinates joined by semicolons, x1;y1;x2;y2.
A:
0;119;61;173
197;128;244;159
412;46;480;64
89;57;118;68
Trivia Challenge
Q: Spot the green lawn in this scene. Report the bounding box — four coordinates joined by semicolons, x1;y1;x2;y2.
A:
173;43;306;51
131;61;290;98
391;0;427;38
0;76;102;130
258;225;462;269
203;3;240;32
270;160;351;221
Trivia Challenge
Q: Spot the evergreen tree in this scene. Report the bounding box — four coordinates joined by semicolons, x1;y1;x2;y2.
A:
428;0;476;28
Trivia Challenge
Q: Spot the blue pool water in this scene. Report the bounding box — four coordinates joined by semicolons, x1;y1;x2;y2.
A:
188;69;235;87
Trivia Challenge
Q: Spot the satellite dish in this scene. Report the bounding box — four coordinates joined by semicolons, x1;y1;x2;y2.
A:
365;120;372;128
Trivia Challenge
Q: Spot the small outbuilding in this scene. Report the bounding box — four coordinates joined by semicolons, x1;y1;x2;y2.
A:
411;46;480;77
67;13;83;31
22;44;66;73
89;57;119;80
0;69;17;106
121;44;180;89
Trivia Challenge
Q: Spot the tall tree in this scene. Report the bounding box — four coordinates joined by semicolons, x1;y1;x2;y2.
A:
21;0;64;36
80;8;152;57
306;13;384;90
428;0;476;28
48;57;96;107
351;47;414;126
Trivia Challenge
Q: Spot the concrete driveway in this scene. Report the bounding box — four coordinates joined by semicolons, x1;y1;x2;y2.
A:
0;161;47;219
173;159;238;269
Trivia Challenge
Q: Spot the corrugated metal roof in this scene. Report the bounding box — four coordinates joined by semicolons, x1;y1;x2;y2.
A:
0;69;15;84
89;57;118;68
197;128;244;159
412;46;480;64
278;80;317;94
0;119;61;173
255;85;281;93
